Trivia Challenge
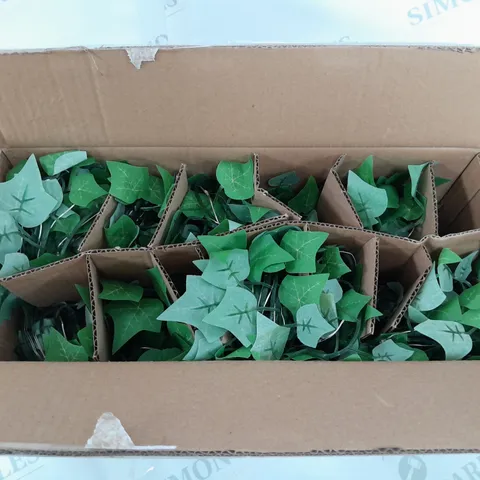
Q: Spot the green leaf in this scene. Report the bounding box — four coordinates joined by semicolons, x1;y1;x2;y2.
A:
411;265;447;312
216;157;255;201
435;176;450;187
251;313;290;360
0;154;57;228
0;253;29;277
295;303;335;348
198;230;247;256
415;320;472;360
364;305;383;321
141;175;165;206
216;345;252;360
203;286;257;347
51;206;81;235
379;184;400;209
437;263;453;293
147;267;170;306
193;259;209;273
0;212;22;264
320;246;351;279
107;161;150;205
106;298;164;354
336;290;371;322
397;193;425;221
408;162;429;198
280;231;328;274
209;219;242;235
157;166;175;196
279;274;329;316
372;339;414;361
75;284;91;311
183;331;223;361
181;191;208;218
353;155;375;186
44;329;89;362
460;309;480;328
459;283;480;310
6;159;27;181
99;280;144;302
202;249;250;289
407;305;430;324
229;204;271;224
288;176;320;215
139;348;183;362
322;279;343;304
347;171;388;229
158;276;226;342
39;150;88;176
0;289;18;325
268;171;299;187
104;215;140;248
69;173;107;208
430;296;463;322
454;251;479;282
77;326;94;358
42;179;63;210
438;248;462;265
248;234;294;282
29;253;63;269
166;322;194;351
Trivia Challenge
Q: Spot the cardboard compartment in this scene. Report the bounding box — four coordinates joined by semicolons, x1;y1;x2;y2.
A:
0;255;99;360
321;154;438;240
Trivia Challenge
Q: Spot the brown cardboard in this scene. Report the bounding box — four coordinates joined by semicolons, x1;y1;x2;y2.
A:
426;228;480;258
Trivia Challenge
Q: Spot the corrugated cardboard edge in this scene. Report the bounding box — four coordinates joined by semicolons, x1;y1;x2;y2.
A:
417;162;438;239
0;150;12;181
149;251;179;300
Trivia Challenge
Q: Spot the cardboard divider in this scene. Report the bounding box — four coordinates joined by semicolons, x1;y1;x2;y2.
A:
0;150;12;181
439;154;480;235
426;228;480;258
323;155;438;240
152;155;299;246
375;235;432;332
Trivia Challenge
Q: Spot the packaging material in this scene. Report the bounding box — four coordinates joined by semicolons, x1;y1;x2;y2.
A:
1;46;480;455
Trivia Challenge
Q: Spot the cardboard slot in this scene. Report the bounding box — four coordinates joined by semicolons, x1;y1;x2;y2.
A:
325;155;439;239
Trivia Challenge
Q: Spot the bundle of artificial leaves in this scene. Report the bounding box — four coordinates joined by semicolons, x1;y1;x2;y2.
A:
165;157;280;245
104;162;175;248
346;155;448;237
15;284;94;361
158;228;376;361
370;248;480;362
100;268;193;361
267;172;320;220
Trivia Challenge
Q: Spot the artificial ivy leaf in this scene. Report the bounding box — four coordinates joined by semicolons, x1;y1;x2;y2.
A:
0;154;57;228
437;263;453;293
157;166;175;196
158;276;226;342
280;230;328;274
167;322;194;351
0;252;29;277
296;303;335;348
251;313;290;360
107;161;150;205
460;309;480;328
104;215;140;248
397;192;425;221
279;274;329;316
320;292;338;323
42;179;63;210
321;246;351;279
181;191;208;218
268;171;300;187
202;249;250;289
198;230;247;256
139;348;183;362
146;267;170;306
454;251;479;282
379;184;400;209
203;286;257;347
372;339;414;362
0;211;22;264
347;171;388;229
408;162;429;198
229;204;271;224
77;326;94;358
99;280;144;302
6;159;27;181
438;248;462;265
248;234;294;282
0;288;18;324
430;297;462;322
263;263;285;273
459;283;480;310
415;320;472;360
216;158;255;201
353;155;375;186
216;345;252;360
288;176;320;215
69;172;107;208
411;265;446;312
306;210;318;222
364;305;383;321
183;331;223;361
407;305;430;324
323;279;343;303
44;329;89;362
106;298;164;353
75;284;91;311
51;205;81;235
193;259;209;273
209;219;242;235
39;150;88;175
336;290;371;322
435;176;450;187
141;175;165;206
29;253;63;269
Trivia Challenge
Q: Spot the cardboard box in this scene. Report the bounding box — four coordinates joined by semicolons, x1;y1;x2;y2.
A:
1;47;480;455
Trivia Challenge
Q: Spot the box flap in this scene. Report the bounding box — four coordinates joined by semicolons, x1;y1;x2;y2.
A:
2;47;480;149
